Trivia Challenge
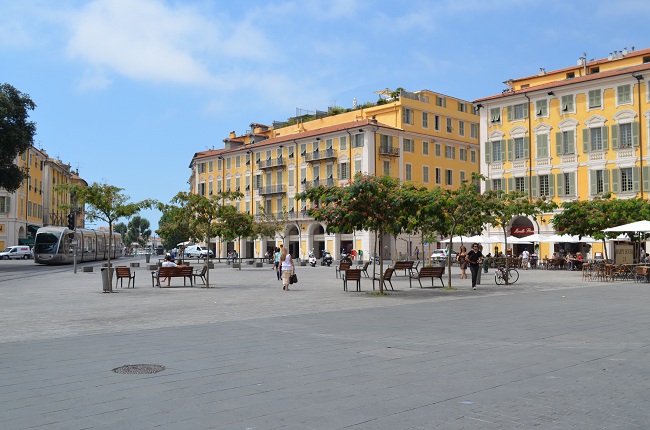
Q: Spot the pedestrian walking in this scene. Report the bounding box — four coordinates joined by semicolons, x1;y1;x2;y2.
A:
280;247;295;291
466;243;484;290
274;246;282;280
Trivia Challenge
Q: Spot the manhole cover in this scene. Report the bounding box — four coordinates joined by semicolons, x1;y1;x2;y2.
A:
112;364;166;374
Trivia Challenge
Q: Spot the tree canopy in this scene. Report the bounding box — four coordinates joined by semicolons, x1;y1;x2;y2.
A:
0;83;37;192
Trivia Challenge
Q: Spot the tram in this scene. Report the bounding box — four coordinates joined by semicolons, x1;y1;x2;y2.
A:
33;226;123;265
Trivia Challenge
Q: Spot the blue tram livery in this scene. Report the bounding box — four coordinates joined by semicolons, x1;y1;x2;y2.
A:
34;226;123;265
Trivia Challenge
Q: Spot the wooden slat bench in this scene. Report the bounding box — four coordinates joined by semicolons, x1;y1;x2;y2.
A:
343;269;363;292
373;267;394;291
115;266;135;288
336;261;351;278
409;266;445;288
392;261;415;276
151;266;194;287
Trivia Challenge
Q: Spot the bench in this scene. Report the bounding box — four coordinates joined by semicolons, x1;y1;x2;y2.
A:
151;266;193;287
115;266;135;288
409;266;445;288
392;261;415;276
193;265;208;285
343;269;363;292
373;267;394;291
336;261;351;278
359;261;371;277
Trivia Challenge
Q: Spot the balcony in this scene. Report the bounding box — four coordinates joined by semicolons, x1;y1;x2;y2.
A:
304;148;337;162
258;157;286;170
379;145;400;157
258;185;287;196
301;177;334;190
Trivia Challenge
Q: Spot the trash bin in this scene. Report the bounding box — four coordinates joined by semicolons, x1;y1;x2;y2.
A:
145;253;151;263
101;267;114;293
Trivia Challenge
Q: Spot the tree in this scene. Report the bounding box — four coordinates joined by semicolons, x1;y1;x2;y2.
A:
55;182;155;291
126;216;151;247
0;83;37;192
216;205;254;270
297;174;408;293
114;222;128;241
156;207;191;251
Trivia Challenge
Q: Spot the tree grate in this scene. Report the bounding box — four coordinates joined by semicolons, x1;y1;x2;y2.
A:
112;364;166;374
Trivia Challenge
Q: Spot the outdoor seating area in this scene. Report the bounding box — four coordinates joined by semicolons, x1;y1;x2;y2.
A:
581;262;648;282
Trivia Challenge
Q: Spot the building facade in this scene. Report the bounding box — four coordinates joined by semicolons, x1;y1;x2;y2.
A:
475;47;650;258
189;88;480;260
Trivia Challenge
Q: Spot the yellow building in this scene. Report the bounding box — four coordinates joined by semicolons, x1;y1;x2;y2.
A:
475;47;650;259
190;88;480;260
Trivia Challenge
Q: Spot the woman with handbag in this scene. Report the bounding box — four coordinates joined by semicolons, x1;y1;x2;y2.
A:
280;247;295;291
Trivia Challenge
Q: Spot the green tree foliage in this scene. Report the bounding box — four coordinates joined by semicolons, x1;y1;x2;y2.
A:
113;222;128;240
156;207;191;251
125;215;151;247
55;182;155;291
0;83;37;192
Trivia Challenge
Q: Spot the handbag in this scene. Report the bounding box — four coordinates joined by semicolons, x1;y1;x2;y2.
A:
289;273;298;284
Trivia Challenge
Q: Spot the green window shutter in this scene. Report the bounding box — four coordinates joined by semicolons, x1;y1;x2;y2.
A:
568;131;575;154
536;134;545;157
337;163;340;177
643;166;650;194
501;143;506;161
602;126;608;150
582;129;590;153
507;139;513;161
611;124;619;149
485;179;491;191
633;166;640;192
523;137;529;158
632;122;640;147
568;173;576;196
612;168;620;193
532;176;538;198
555;132;563;156
524;176;529;193
603;170;610;193
556;173;564;196
548;174;555;197
590;170;597;195
523;104;528;119
507;105;513;122
507;177;513;192
484;142;491;163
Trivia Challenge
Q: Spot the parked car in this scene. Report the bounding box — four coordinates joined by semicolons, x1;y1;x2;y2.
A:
0;245;32;260
430;248;458;262
184;245;214;258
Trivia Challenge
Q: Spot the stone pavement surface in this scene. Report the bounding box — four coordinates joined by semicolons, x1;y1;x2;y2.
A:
1;258;649;429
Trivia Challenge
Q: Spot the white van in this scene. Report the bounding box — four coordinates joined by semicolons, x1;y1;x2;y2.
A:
1;245;32;260
184;245;213;258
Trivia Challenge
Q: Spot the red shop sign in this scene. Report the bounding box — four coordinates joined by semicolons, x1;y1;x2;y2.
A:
511;227;534;237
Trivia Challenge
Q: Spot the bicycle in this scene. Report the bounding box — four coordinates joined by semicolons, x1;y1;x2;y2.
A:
495;265;519;285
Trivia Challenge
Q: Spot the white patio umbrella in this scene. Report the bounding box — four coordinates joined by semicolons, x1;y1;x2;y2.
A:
440;235;472;243
540;234;580;243
603;220;650;233
465;235;502;244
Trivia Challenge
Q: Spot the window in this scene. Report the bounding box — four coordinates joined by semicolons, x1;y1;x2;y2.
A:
383;160;390;175
588;90;602;109
288;146;294;159
402;108;413;125
446;118;453;133
422;141;429;155
561;95;574;113
556;131;575;155
590;127;603;151
460;171;466;182
338;162;349;180
300;144;307;156
422;112;428;128
434;115;440;131
208;181;214;196
470;150;476;163
513;137;526;159
621;167;633;192
353;133;364;148
458;101;467;112
435;143;441;157
226;158;231;169
458;121;465;136
403;138;414;153
325;139;333;150
536;99;548;117
594;170;605;194
208;161;213;172
405;164;412;181
423;166;429;183
436;96;446;107
445;145;455;159
198;163;206;173
198;183;206;196
226;178;231;191
340;136;347;151
217;179;222;192
470;123;479;139
617;84;632;105
556;172;576;197
492;178;502;191
515;177;525;192
508;103;528;121
354;159;362;173
492;140;503;162
490;107;501;123
619;123;633;148
236;156;241;168
536;134;549;157
539;175;550;196
445;169;453;185
435;168;441;184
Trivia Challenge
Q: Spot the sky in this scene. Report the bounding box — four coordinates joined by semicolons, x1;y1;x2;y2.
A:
3;0;650;231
